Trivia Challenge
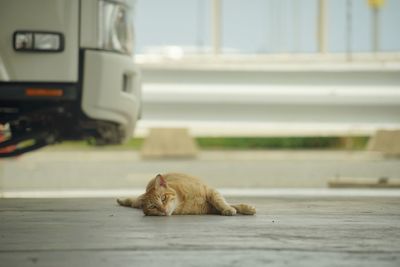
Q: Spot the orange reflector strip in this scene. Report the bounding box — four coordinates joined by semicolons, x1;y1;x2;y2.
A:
25;88;63;97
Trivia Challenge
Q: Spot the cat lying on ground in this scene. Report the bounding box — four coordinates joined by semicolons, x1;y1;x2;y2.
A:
117;173;256;216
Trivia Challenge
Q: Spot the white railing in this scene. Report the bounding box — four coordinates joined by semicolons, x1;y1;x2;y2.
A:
135;54;400;137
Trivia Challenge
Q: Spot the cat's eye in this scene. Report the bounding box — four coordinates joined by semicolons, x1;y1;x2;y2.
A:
148;205;156;209
161;195;167;202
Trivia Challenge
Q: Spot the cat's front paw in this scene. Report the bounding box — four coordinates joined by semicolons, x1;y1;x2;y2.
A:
244;205;256;215
221;207;237;216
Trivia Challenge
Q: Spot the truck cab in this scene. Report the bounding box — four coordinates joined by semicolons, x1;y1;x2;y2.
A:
0;0;141;157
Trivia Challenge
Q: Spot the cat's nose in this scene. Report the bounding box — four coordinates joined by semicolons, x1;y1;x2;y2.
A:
161;208;169;216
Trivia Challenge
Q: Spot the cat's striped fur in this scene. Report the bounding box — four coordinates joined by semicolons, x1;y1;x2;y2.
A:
117;173;256;216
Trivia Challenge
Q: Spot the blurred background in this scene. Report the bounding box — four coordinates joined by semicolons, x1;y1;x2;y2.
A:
135;0;400;54
133;0;400;137
1;0;400;197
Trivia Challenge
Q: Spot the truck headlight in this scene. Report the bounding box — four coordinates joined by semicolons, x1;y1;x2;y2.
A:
34;33;63;51
98;0;134;55
14;31;64;52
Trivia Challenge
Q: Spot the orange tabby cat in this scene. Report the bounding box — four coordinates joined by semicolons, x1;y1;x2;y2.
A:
117;173;256;216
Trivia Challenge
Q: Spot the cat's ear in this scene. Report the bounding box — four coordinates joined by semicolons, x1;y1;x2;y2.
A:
155;174;167;189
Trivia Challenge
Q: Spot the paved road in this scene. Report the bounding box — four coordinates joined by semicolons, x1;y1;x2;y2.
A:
0;150;399;195
0;197;399;266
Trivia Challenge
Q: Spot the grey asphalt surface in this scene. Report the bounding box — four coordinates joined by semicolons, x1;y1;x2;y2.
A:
0;197;399;267
0;150;399;192
1;150;399;266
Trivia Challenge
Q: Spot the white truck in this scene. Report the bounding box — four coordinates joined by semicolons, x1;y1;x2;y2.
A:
0;0;141;157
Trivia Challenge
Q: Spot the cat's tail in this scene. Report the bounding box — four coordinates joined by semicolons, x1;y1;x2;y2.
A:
116;198;133;207
117;197;142;209
231;204;256;215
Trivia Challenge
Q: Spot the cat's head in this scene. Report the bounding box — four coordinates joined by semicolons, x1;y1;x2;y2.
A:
142;174;177;216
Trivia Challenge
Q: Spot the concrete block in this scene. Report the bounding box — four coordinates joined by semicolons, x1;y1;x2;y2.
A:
140;128;198;159
328;177;400;188
368;130;400;156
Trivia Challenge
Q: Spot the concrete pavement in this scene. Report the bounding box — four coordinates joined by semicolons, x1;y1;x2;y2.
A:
0;197;399;266
0;150;399;196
